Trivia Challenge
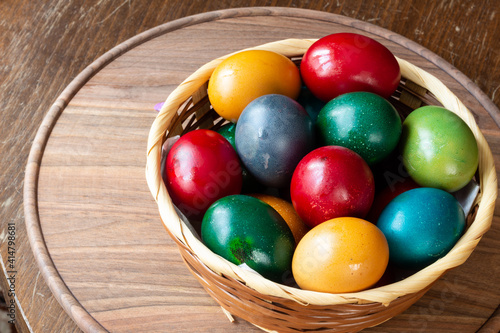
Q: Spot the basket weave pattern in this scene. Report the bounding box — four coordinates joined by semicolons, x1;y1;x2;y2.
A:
146;39;497;332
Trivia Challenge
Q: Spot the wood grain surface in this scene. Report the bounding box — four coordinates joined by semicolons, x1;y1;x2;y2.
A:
1;1;499;333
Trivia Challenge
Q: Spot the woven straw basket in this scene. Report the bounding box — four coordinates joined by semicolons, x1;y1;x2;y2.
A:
146;39;497;332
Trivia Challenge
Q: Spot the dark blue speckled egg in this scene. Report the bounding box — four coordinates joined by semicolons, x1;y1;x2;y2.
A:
235;94;315;188
377;187;465;269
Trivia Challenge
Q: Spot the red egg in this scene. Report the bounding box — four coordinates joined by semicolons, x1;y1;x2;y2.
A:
164;129;242;220
365;177;420;223
300;33;401;102
290;146;375;228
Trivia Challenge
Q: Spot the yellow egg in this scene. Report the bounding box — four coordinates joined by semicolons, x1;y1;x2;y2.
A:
250;194;309;245
207;50;301;122
292;217;389;293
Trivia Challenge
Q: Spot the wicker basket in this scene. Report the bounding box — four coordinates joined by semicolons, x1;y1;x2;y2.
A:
146;39;497;332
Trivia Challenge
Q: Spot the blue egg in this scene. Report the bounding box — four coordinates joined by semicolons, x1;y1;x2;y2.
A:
377;187;465;269
235;94;315;188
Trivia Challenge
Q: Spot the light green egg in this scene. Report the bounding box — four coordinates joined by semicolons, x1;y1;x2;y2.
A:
399;106;478;192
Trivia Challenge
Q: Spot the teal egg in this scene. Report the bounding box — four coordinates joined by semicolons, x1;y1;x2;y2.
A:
201;195;295;283
316;92;402;165
377;187;465;269
297;85;326;122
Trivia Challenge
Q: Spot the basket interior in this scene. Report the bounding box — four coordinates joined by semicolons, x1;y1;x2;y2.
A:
149;49;495;332
163;59;480;231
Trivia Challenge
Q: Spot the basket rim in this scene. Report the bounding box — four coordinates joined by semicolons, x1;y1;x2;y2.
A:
146;38;498;306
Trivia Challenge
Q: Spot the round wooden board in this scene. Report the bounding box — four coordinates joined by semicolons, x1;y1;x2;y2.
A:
24;7;500;333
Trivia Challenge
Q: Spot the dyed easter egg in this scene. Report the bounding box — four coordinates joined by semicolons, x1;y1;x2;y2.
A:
164;129;242;220
216;122;237;147
217;123;263;193
250;194;310;244
300;33;401;102
400;106;478;192
377;187;466;269
235;94;315;188
297;85;326;122
201;195;295;283
316;92;402;165
292;217;389;293
365;177;420;223
208;50;301;122
290;146;375;228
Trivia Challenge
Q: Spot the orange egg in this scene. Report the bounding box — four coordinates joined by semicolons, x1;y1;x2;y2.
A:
292;217;389;293
250;194;309;244
207;50;301;122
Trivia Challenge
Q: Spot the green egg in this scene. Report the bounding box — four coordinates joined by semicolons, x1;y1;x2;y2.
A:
217;123;263;193
399;106;478;192
216;122;237;147
201;195;295;283
316;92;402;165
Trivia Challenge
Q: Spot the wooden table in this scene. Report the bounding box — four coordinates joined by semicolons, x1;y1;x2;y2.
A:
1;2;499;333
